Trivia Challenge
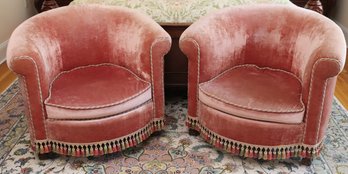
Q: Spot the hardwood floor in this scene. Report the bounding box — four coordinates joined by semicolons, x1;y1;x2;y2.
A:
0;55;348;109
335;58;348;109
0;61;17;94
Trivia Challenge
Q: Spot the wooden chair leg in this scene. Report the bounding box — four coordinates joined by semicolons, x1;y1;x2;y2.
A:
38;152;59;160
300;158;313;166
151;130;163;136
87;156;95;160
188;128;200;136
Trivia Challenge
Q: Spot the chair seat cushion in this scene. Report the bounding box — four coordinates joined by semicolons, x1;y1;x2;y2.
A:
45;64;151;120
199;65;305;124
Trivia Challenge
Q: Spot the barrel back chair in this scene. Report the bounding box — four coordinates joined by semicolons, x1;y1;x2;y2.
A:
7;5;171;157
179;4;346;164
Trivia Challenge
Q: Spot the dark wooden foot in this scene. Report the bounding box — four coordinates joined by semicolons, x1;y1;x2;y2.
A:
87;156;95;160
300;158;313;166
38;152;59;160
151;130;163;136
188;129;200;136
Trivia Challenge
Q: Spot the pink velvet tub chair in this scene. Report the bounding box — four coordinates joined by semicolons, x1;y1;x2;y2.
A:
179;4;346;164
6;5;171;157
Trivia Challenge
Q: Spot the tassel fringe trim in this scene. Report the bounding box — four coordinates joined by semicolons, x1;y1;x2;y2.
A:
33;119;164;157
186;116;323;160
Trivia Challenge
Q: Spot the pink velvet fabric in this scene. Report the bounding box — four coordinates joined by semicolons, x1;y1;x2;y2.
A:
180;4;346;156
198;102;304;146
45;64;152;120
6;5;171;155
47;102;153;143
199;65;304;124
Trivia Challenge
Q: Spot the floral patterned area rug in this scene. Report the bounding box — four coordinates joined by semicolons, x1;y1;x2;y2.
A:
0;82;348;174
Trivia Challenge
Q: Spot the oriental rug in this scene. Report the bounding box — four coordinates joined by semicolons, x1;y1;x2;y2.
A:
0;81;347;174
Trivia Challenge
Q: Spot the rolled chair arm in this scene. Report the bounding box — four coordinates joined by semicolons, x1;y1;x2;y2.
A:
296;19;346;100
6;23;62;141
298;21;346;145
149;36;172;119
179;37;200;119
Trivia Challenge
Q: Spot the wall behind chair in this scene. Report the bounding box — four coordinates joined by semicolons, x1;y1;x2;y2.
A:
332;0;348;47
0;0;37;63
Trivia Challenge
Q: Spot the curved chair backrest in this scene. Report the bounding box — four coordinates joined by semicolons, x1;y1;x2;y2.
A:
181;4;346;82
7;5;170;81
7;5;171;101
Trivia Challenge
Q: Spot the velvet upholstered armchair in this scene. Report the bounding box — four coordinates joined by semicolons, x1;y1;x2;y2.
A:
180;4;346;164
7;5;171;157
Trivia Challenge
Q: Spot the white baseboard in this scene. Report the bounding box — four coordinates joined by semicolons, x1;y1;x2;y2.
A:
0;40;9;64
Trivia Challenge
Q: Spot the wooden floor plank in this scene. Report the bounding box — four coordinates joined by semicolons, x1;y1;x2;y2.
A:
335;59;348;109
0;61;17;94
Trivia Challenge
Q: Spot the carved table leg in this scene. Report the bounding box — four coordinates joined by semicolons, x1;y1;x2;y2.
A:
41;0;59;12
305;0;323;14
